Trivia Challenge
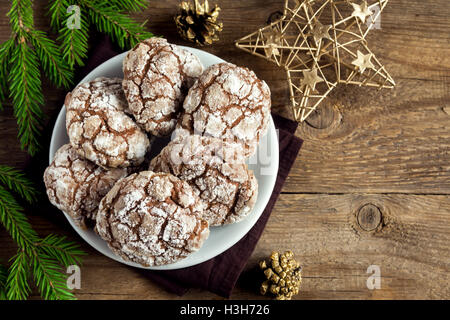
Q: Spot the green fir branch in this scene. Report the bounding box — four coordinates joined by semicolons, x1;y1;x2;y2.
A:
0;166;85;300
8;37;45;156
0;39;15;110
3;0;152;155
47;0;72;30
6;0;45;155
31;249;76;300
8;0;34;33
6;250;31;300
0;184;39;249
29;30;73;88
57;4;90;69
108;0;149;12
0;263;7;300
37;234;85;267
0;165;38;203
83;0;153;49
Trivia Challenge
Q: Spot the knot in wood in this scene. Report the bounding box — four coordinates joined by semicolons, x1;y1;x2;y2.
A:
266;11;284;24
357;204;382;231
305;103;340;129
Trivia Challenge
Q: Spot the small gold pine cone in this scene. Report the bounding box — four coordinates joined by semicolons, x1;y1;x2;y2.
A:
258;250;302;300
174;0;223;46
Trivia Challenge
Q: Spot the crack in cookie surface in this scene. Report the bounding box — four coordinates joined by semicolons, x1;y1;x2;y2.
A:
123;38;204;137
44;144;128;229
65;77;150;169
149;135;258;226
175;62;271;158
95;170;209;266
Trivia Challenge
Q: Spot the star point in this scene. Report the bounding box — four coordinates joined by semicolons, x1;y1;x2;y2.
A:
351;1;373;23
264;30;283;57
301;69;324;91
310;21;332;45
351;50;375;73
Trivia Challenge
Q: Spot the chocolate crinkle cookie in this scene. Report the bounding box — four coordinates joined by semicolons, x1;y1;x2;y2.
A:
175;62;271;157
43;144;128;229
122;38;204;137
95;171;209;266
149;135;258;226
65;77;150;169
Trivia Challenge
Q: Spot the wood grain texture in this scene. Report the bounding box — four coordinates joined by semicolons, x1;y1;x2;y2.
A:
0;0;448;300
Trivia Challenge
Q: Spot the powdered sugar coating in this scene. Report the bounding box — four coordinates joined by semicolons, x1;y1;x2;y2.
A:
122;38;204;137
65;77;150;168
44;144;128;229
149;135;258;226
175;62;271;157
96;171;209;266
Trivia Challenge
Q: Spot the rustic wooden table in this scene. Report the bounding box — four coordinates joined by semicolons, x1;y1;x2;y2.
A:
0;0;449;300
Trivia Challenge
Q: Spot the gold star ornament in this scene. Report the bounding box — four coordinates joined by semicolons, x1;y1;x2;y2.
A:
351;0;373;23
352;50;375;74
264;30;283;57
301;69;323;91
235;0;395;122
311;22;332;45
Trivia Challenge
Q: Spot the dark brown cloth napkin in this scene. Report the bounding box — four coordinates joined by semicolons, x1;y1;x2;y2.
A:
80;36;303;298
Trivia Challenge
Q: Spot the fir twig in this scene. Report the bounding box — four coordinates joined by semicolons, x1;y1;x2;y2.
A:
0;166;85;300
8;0;34;33
4;0;152;154
6;250;31;300
0;184;39;248
57;4;89;69
31;249;76;300
108;0;149;12
0;165;38;203
83;0;153;49
8;37;45;156
7;0;45;155
0;263;7;300
0;39;15;111
47;0;72;30
37;234;86;267
29;30;73;88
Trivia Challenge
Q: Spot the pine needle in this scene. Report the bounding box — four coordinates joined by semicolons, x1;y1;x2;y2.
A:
8;37;45;156
0;263;7;300
0;39;15;111
37;234;85;267
8;0;34;33
0;165;38;203
57;5;90;69
108;0;149;12
0;166;86;300
83;0;153;49
6;250;31;300
29;30;73;88
0;184;39;248
31;249;76;300
47;0;72;30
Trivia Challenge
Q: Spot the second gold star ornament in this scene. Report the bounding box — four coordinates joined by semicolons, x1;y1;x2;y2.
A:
235;0;395;122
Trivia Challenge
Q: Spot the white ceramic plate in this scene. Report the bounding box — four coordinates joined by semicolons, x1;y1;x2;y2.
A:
49;46;279;270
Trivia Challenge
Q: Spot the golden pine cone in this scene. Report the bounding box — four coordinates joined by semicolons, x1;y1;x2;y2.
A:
174;0;223;45
259;250;302;300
